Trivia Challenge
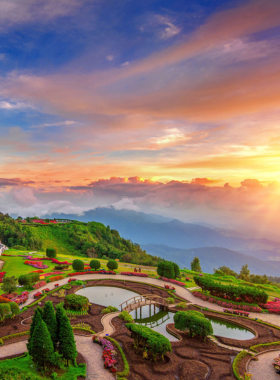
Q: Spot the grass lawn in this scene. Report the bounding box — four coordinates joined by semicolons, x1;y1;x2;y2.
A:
0;354;86;380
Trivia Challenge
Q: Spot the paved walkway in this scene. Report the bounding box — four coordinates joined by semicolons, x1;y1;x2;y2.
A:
21;274;280;327
248;350;280;380
0;337;113;380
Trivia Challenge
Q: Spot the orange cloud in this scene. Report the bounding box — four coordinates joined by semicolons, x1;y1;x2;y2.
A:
191;178;222;186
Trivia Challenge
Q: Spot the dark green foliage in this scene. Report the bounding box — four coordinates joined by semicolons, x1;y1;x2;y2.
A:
27;307;43;350
0;304;11;320
191;257;202;272
55;304;65;333
89;259;101;270
58;313;77;365
64;294;89;311
194;275;268;304
157;261;175;279
172;262;180;278
126;323;171;361
42;301;58;348
174;311;213;338
18;272;39;286
214;266;238;278
29;318;55;369
72;259;84;271
8;302;20;316
107;259;118;270
46;248;57;258
2;276;17;294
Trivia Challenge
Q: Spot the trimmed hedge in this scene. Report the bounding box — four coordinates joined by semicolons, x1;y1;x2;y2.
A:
232;350;253;380
46;248;56;258
0;330;30;346
194;275;268;304
250;341;280;353
72;259;84;271
174;310;213;338
18;273;40;286
104;336;129;379
126;323;171;361
64;294;89;311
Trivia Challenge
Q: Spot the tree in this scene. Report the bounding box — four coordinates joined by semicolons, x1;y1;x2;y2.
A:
240;264;250;278
42;301;58;348
2;276;17;294
29;318;55;369
46;248;57;258
174;311;213;339
55;304;65;333
72;259;84;271
172;262;180;278
157;261;175;279
27;307;43;351
191;257;202;272
214;266;237;278
107;259;118;270
90;259;101;270
58;312;77;366
121;253;132;263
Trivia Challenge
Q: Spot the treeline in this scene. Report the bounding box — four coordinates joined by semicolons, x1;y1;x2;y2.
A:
0;213;43;250
214;264;271;285
194;275;268;304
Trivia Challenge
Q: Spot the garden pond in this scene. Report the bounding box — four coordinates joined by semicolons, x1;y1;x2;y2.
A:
76;286;255;341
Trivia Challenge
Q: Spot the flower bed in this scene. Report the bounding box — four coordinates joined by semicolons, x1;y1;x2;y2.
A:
272;353;280;374
31;270;44;273
159;277;186;286
0;271;6;284
48;275;64;282
193;291;262;312
68;270;116;276
223;308;249;317
164;284;175;290
93;336;117;374
1;291;29;305
25;257;70;265
259;301;280;314
120;272;148;277
68;278;77;283
34;291;42;299
33;281;47;289
24;260;48;269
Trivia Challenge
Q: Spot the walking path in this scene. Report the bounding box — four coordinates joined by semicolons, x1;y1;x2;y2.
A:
21;274;280;327
248;350;280;380
0;337;113;380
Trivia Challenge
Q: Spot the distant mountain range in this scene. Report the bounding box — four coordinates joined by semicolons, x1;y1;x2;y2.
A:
47;207;280;275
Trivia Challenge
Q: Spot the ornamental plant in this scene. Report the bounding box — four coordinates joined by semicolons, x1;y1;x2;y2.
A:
174;310;213;339
107;259;118;271
120;272;148;277
46;248;57;258
194;275;268;304
72;259;84;271
126;323;171;361
64;294;89;311
90;259;101;270
42;301;58;348
160;277;185;286
102;305;119;314
119;310;134;322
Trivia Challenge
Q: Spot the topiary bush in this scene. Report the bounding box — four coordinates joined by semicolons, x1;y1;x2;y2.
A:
119;310;134;323
157;261;175;279
72;259;84;271
46;248;57;258
64;294;89;311
174;310;213;339
107;259;118;271
18;272;40;286
90;259;101;271
102;305;119;314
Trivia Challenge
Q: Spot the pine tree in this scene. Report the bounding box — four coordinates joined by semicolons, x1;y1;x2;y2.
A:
58;312;77;366
29;318;55;370
191;257;202;272
56;304;65;333
27;307;43;351
42;301;58;348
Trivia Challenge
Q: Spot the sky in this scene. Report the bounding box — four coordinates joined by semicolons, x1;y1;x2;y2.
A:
0;0;280;234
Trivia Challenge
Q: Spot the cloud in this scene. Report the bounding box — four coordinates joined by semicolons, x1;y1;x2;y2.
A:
11;187;37;207
191;178;222;186
154;15;181;40
0;100;35;110
111;197;140;211
0;0;84;29
106;56;114;61
240;179;262;188
0;178;35;188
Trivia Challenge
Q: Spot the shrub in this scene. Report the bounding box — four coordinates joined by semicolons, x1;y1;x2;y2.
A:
0;303;11;320
0;295;11;303
64;294;89;311
46;248;57;258
194;275;268;304
157;261;175;279
176;302;187;309
107;259;118;270
90;259;101;270
48;275;64;282
0;368;41;380
9;301;20;316
72;259;84;271
174;310;213;338
18;272;40;286
126;323;171;361
119;310;134;322
102;305;119;314
166;297;175;304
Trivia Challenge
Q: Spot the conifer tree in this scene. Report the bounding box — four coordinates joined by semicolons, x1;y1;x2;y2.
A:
42;301;58;348
56;303;65;332
27;306;43;351
191;257;202;272
58;312;77;366
29;318;54;369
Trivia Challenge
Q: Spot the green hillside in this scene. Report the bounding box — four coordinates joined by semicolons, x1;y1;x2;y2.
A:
0;214;160;266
